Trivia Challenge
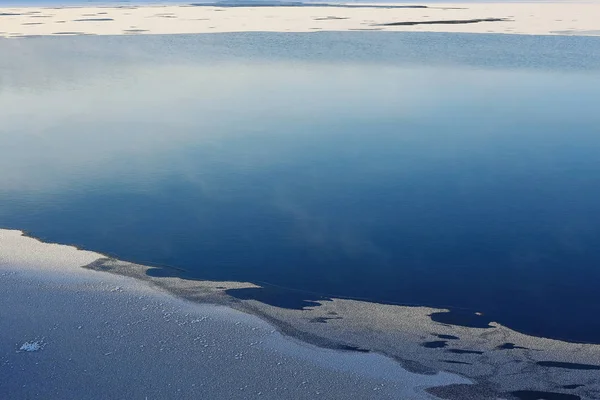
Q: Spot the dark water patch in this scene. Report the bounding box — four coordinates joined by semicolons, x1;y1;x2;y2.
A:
226;287;330;309
510;390;581;400
52;32;93;35
430;311;493;329
377;18;509;27
349;28;383;31
8;35;44;39
428;383;500;400
309;316;342;323
336;344;369;353
314;16;349;21
536;361;600;370
422;341;447;349
73;18;114;22
191;2;428;9
561;385;583;390
442;360;472;365
124;29;149;33
552;30;600;36
497;342;528;350
21;22;43;25
436;334;459;340
0;13;22;16
447;349;484;355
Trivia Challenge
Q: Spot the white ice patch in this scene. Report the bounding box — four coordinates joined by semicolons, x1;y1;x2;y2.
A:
19;340;45;352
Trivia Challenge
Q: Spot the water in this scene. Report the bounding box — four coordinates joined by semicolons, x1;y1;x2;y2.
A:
1;32;600;343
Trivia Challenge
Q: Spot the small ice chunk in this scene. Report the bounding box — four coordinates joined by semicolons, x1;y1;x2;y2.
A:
19;341;45;352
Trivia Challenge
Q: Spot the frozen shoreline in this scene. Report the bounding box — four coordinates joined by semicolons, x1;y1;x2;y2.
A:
0;229;469;399
2;229;600;399
1;2;599;38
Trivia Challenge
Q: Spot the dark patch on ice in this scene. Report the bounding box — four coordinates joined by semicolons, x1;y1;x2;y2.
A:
146;266;182;278
551;30;600;36
191;2;428;9
52;32;94;35
562;385;583;389
422;340;447;348
497;342;528;350
22;22;43;25
10;34;44;38
428;383;500;400
435;334;459;340
85;258;118;271
308;316;342;323
337;344;369;353
536;361;600;370
73;18;114;22
430;310;493;329
30;15;53;18
314;16;348;21
0;13;22;16
510;390;581;400
124;29;149;33
377;18;510;26
447;349;484;355
226;286;329;309
442;360;472;365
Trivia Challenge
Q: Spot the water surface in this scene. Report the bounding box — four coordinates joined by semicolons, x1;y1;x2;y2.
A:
1;33;600;343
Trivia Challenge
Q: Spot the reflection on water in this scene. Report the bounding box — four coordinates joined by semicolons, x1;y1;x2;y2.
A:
1;33;600;342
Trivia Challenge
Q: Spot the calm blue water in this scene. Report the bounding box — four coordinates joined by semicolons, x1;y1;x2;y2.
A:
1;33;600;343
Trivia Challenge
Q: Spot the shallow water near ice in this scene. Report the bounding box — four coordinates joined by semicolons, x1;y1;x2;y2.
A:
1;32;600;343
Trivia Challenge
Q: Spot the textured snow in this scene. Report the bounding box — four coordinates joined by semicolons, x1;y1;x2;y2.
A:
1;3;600;38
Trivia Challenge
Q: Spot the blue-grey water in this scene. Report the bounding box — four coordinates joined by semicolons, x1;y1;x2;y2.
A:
1;33;600;343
